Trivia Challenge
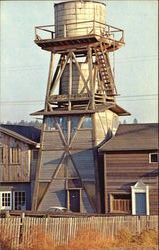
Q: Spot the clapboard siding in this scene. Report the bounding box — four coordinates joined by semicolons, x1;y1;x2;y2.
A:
42;131;65;150
71;129;93;149
39;151;64;181
71;150;95;180
104;151;158;215
38;180;65;210
82;190;95;213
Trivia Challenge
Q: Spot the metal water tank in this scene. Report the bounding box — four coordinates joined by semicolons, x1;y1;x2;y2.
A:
54;0;106;38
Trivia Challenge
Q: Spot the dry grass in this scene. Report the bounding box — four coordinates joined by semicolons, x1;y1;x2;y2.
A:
0;226;13;250
0;225;158;250
18;226;56;250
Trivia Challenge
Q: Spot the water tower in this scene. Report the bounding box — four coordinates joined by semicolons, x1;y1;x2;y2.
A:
32;0;130;213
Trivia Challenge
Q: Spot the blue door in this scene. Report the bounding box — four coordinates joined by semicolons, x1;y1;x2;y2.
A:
135;193;146;215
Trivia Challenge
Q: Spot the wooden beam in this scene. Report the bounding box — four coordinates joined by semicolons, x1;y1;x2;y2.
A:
88;46;94;109
37;152;66;209
71;52;91;95
31;117;46;210
68;52;73;111
54;118;68;146
45;52;54;111
50;54;70;95
69;116;85;147
49;55;63;95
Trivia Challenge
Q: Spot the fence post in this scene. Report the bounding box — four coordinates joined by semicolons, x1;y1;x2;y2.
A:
136;216;141;234
5;210;10;218
19;212;25;244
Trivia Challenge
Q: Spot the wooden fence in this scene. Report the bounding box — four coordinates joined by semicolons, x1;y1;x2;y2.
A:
0;215;158;249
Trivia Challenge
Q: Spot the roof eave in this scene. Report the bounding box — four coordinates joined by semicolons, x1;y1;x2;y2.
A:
0;127;37;146
99;148;158;152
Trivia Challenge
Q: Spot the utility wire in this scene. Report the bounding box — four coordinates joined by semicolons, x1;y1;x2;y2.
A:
0;94;157;103
0;96;157;105
1;55;158;72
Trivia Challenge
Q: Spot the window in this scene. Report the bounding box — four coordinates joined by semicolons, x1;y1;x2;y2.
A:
13;191;26;210
9;147;20;164
149;153;158;163
56;117;68;139
0;192;12;210
110;193;131;213
71;116;81;136
45;117;57;131
2;193;11;207
81;116;92;128
0;147;4;164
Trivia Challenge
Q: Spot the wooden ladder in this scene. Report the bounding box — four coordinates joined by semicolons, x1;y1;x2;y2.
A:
94;44;117;97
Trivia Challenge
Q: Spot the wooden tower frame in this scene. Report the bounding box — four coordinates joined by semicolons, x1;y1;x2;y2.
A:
31;15;130;212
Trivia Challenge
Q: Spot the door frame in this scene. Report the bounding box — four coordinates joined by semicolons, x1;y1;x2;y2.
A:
131;180;149;215
67;188;82;212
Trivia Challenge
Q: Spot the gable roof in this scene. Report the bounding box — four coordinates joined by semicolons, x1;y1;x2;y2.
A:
99;123;158;152
0;124;41;145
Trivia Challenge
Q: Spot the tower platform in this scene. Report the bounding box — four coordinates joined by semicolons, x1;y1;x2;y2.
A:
35;22;125;53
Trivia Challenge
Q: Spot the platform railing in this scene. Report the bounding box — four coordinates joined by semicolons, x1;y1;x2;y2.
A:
35;20;124;43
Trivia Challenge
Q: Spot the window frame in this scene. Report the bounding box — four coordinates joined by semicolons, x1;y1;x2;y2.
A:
13;191;26;210
149;153;158;163
0;191;12;210
9;146;21;165
0;147;5;164
109;192;131;214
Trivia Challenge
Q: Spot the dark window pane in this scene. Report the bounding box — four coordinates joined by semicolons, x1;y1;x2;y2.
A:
14;192;26;210
150;153;158;163
71;116;81;136
45;117;57;131
57;117;68;139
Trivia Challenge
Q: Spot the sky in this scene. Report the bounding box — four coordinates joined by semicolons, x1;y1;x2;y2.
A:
0;0;158;124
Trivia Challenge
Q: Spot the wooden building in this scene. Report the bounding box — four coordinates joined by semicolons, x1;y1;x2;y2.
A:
99;123;158;215
0;125;40;210
31;0;130;213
